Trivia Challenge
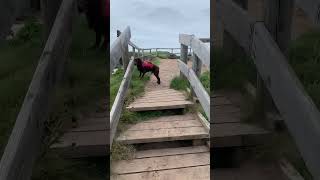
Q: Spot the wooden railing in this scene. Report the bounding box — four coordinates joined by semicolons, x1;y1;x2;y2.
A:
178;34;210;121
110;26;142;146
216;0;320;179
0;0;76;179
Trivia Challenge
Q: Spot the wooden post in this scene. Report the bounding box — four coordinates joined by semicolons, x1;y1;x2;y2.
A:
180;44;188;78
156;48;158;56
122;45;129;70
257;0;294;128
150;49;151;54
138;49;140;57
191;54;202;98
133;47;136;58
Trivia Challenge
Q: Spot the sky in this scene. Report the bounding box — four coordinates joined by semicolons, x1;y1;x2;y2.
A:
110;0;210;49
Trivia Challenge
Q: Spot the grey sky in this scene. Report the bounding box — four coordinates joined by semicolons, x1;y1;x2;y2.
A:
110;0;210;49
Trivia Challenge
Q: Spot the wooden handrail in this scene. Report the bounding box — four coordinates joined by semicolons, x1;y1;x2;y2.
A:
216;0;320;179
110;26;131;71
179;34;210;67
178;34;210;122
110;59;135;146
0;0;75;179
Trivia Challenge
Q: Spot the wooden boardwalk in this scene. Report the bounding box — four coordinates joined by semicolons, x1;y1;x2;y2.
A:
111;59;210;180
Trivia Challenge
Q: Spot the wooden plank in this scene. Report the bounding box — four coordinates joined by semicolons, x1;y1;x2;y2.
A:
212;96;233;106
197;112;210;132
110;59;134;146
134;146;209;159
180;44;188;78
294;0;320;27
52;130;108;148
178;60;210;119
110;26;131;71
191;38;210;67
117;126;208;144
0;0;75;179
133;95;186;102
127;120;203;131
179;34;193;46
112;152;209;174
211;122;268;138
111;165;210;180
127;100;193;111
179;34;210;67
133;97;187;104
134;114;197;123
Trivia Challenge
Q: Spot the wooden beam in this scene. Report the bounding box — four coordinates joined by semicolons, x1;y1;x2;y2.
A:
179;34;210;67
180;44;188;78
178;60;210;120
110;59;135;146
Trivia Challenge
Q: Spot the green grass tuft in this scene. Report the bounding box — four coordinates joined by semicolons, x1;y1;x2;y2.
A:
170;76;190;91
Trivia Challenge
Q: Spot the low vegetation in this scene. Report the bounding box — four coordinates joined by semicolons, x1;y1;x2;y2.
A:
0;19;42;157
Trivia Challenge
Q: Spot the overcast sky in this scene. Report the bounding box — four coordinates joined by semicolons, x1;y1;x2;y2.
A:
110;0;210;49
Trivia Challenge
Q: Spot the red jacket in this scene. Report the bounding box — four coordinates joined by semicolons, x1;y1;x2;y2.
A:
142;61;154;70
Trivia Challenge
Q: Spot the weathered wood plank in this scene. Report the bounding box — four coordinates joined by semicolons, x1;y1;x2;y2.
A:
0;0;76;179
211;122;268;138
179;34;210;67
178;60;210;120
197;112;210;132
127;100;193;111
127;120;203;131
110;59;134;146
191;38;210;67
117;126;208;144
111;165;210;180
112;152;210;174
134;146;209;159
110;26;131;71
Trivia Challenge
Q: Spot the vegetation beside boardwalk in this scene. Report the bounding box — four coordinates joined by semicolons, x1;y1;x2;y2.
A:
0;19;43;157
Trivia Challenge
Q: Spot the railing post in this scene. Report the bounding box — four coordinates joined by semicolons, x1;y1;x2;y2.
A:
133;47;136;58
256;0;294;128
191;53;202;98
180;44;188;78
138;48;140;57
122;44;129;70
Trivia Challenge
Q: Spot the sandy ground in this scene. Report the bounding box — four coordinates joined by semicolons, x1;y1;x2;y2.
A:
145;59;179;91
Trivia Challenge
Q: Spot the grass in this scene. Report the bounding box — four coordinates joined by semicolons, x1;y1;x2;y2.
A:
0;19;43;156
213;48;256;90
289;31;320;109
170;76;190;91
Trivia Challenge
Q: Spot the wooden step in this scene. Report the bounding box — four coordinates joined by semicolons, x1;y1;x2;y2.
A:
51;129;109;158
117;114;209;144
51;115;109;157
127;89;193;111
111;146;210;180
210;122;270;148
